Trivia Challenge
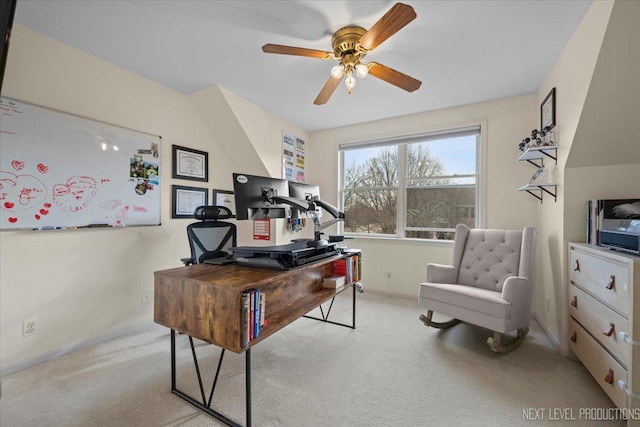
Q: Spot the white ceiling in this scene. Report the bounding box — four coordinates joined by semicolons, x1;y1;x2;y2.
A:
13;0;592;132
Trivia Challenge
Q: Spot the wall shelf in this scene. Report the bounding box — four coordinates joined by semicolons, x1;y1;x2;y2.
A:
517;145;558;203
517;146;557;168
517;183;557;203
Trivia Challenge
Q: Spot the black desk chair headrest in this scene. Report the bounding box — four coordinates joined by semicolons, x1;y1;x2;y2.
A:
194;205;235;221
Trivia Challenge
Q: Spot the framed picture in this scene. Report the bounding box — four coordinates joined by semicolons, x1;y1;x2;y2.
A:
541;87;556;129
212;189;235;215
172;145;208;182
172;185;208;219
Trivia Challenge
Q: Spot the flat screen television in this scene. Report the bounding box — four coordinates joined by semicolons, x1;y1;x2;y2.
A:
232;173;292;220
0;0;17;94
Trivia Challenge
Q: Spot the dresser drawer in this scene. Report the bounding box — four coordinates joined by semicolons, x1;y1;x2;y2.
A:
569;317;628;409
569;284;630;368
570;246;630;316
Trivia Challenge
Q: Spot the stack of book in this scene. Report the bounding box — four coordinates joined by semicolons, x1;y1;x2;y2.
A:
242;289;266;347
332;251;361;284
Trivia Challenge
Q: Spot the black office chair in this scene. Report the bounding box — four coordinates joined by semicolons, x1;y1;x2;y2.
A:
181;205;237;266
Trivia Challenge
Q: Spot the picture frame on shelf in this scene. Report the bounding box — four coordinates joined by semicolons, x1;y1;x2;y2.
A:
172;185;208;219
541;87;556;129
212;189;235;216
172;145;208;182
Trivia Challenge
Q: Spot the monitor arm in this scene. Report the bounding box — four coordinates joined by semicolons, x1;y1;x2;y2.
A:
270;194;344;246
270;195;313;212
308;198;344;244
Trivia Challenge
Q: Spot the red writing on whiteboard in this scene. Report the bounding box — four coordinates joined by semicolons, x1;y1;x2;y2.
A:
11;160;24;171
53;176;98;213
101;178;110;184
0;171;49;220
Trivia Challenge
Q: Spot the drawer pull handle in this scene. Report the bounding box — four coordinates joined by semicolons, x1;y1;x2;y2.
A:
603;323;615;337
618;331;640;346
605;275;615;290
618;380;640;400
570;296;577;307
570;331;577;343
604;369;614;384
573;259;580;272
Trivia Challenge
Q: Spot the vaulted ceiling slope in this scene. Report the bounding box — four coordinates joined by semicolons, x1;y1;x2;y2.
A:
567;0;640;168
13;0;592;132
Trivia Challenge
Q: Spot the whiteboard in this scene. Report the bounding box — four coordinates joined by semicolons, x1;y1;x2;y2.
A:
0;97;161;230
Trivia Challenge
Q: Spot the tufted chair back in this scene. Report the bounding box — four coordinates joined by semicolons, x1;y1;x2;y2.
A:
452;226;524;292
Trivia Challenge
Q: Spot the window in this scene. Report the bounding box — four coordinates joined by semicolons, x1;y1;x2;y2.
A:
340;127;480;240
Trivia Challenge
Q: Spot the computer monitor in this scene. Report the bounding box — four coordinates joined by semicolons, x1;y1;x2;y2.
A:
232;173;292;220
289;182;320;201
288;182;320;218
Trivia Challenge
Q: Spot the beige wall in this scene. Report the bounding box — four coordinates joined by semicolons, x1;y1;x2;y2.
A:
2;1;634;372
308;95;538;296
533;0;640;354
0;25;304;372
187;85;312;246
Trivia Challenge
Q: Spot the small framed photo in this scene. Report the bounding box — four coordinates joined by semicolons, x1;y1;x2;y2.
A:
172;185;208;219
212;189;235;215
541;87;556;129
172;145;208;182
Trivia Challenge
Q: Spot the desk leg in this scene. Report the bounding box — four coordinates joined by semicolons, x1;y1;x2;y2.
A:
169;329;243;427
303;284;358;329
171;329;176;392
352;281;356;329
246;348;251;427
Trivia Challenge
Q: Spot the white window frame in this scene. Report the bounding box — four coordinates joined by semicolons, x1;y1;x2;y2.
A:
338;125;485;241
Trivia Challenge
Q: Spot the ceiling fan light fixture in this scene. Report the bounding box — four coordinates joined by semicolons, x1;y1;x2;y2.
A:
345;72;356;93
262;3;421;104
355;63;368;78
330;64;345;79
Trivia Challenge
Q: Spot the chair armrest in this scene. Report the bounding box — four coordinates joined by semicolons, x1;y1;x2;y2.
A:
426;264;458;284
181;257;194;266
500;276;532;304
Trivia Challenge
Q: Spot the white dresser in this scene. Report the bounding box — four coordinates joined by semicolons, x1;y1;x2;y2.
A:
568;242;640;424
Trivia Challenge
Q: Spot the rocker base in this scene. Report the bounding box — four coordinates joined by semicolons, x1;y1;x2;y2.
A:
419;310;461;329
486;327;529;354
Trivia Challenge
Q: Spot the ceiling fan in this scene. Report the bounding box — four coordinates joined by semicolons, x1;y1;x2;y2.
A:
262;2;422;105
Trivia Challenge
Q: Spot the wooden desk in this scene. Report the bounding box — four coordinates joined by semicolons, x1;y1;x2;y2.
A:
154;253;359;426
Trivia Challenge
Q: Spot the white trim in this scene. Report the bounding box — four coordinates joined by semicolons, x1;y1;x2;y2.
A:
477;120;488;228
0;321;155;377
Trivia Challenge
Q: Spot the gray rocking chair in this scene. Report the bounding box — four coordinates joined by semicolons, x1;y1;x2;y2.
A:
419;224;537;353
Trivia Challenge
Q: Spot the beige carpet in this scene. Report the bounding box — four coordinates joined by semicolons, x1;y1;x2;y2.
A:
0;292;623;426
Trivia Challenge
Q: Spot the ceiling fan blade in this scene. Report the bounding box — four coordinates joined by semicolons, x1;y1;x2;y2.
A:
368;62;421;92
262;44;334;59
358;3;416;51
314;77;342;105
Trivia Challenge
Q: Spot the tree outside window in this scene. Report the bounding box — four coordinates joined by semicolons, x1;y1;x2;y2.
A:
341;130;478;240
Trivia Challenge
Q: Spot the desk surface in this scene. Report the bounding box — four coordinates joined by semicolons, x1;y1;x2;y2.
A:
154;255;346;353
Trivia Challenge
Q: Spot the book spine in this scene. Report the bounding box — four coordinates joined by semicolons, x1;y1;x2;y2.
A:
333;259;347;276
242;292;250;347
249;291;255;341
260;293;265;332
352;255;359;282
253;289;260;339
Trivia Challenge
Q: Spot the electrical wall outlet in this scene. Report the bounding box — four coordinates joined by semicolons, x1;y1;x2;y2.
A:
23;318;38;337
141;291;150;304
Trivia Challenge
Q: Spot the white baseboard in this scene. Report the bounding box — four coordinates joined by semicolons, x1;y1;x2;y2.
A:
0;321;155;377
